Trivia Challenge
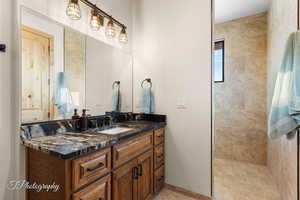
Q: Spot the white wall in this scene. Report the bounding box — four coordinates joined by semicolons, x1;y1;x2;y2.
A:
132;0;212;196
0;0;17;199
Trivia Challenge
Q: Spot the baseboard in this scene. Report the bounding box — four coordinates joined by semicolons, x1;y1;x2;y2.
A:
165;184;212;200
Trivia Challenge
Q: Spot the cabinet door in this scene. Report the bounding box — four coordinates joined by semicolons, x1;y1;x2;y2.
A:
137;150;153;200
154;165;165;194
73;174;111;200
113;159;138;200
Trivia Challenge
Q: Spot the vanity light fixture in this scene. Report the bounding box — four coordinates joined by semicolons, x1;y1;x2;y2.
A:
106;17;116;38
90;8;103;31
119;26;128;44
66;0;81;20
66;0;128;44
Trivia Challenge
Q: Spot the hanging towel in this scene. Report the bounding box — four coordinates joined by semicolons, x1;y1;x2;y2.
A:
112;88;121;112
54;72;74;119
268;31;300;139
142;87;153;114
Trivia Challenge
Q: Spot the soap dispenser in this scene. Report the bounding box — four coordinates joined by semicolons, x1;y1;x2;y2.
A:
72;109;80;119
80;109;89;131
72;109;81;131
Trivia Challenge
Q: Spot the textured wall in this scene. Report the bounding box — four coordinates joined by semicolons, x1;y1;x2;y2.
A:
267;0;298;199
214;13;268;165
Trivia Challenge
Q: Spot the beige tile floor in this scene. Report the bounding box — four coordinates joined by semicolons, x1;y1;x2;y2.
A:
154;188;198;200
154;159;280;200
214;158;281;200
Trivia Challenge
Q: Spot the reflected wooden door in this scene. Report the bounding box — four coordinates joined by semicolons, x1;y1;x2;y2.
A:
21;26;53;122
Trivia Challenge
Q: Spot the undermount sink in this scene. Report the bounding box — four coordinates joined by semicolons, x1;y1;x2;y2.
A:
97;127;133;135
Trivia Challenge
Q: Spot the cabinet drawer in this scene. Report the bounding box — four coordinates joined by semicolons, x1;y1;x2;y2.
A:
113;132;153;168
72;148;111;191
154;128;164;146
154;143;164;169
73;174;111;200
154;165;165;194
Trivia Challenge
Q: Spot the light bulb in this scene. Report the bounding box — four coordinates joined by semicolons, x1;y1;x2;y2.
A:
119;27;128;44
90;9;103;31
66;0;81;20
106;18;116;38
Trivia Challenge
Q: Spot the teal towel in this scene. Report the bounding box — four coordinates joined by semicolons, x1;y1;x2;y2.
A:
54;72;74;119
112;88;121;112
268;31;300;139
142;88;153;114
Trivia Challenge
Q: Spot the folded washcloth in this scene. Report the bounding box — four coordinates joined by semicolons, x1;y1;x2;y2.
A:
112;88;121;112
142;87;153;114
268;31;300;139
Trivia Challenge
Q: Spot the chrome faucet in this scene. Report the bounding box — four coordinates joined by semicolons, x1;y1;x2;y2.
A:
104;116;114;127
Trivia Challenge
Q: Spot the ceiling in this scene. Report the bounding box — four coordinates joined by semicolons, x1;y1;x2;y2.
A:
215;0;270;24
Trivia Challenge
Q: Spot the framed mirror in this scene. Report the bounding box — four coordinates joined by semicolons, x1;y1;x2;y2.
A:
21;7;133;123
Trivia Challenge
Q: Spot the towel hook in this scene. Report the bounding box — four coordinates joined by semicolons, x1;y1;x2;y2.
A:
112;81;120;89
141;78;152;89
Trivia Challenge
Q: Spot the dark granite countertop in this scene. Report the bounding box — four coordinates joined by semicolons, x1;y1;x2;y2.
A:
21;120;166;160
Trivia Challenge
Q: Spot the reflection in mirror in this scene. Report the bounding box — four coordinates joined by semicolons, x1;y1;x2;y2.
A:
85;36;133;116
21;8;133;123
21;8;66;123
21;9;85;123
21;25;55;122
64;27;86;114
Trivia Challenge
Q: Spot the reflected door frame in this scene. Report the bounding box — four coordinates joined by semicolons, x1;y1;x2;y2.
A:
21;25;55;122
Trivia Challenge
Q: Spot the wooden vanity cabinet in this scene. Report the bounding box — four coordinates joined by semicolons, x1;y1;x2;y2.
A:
153;128;165;194
113;132;153;168
113;159;138;200
154;165;165;194
137;150;153;200
112;150;153;200
73;174;111;200
72;148;111;191
26;128;165;200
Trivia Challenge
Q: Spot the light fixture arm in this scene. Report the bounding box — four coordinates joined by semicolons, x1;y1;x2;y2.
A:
79;0;126;29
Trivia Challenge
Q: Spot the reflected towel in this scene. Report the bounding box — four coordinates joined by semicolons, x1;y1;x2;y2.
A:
112;88;121;112
268;31;300;139
54;72;74;119
142;88;153;114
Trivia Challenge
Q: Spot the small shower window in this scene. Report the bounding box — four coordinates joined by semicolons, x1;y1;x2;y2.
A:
214;40;225;82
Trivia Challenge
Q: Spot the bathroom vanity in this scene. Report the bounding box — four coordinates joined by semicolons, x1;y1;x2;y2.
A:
22;114;166;200
20;8;165;200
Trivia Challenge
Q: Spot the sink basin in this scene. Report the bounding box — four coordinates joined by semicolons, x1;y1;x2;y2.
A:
97;127;133;135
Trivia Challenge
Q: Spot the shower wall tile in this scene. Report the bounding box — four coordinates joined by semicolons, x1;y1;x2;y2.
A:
214;13;268;165
267;0;298;198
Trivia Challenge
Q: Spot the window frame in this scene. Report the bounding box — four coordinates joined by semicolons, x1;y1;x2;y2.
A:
214;40;225;83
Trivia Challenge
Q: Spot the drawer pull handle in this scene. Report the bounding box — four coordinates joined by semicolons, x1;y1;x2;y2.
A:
157;154;164;159
157;176;164;182
87;162;104;172
133;166;139;179
157;135;163;138
138;164;143;176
